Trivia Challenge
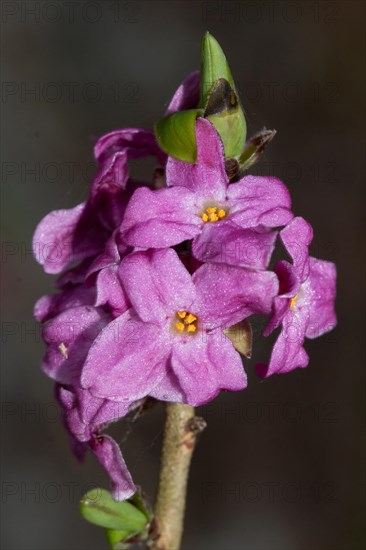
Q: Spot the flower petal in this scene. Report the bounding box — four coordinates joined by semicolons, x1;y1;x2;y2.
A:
304;257;337;338
165;70;200;115
90;435;136;501
166;118;228;201
280;216;313;281
227;175;293;228
81;310;171;401
149;368;185;403
120;186;201;248
119;249;196;323
192;221;277;269
171;329;246;406
263;261;301;337
192;263;278;329
34;285;96;323
94;128;165;166
41;306;111;384
257;309;309;377
33;202;108;274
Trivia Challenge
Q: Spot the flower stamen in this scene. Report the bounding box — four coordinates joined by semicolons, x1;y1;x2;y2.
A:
201;206;226;223
174;311;198;334
290;294;298;309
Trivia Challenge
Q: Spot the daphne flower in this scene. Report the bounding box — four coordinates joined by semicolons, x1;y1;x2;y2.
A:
120;118;293;269
257;217;337;377
33;128;164;274
37;296;136;500
81;248;278;406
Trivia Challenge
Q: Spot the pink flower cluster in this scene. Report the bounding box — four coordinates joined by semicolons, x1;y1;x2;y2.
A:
33;72;336;500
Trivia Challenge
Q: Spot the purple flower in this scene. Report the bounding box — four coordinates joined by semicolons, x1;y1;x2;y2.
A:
38;297;136;500
33;129;164;274
121;118;293;269
81;248;278;406
56;383;136;501
257;217;337;377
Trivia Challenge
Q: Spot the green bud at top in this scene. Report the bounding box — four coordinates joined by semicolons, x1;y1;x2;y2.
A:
199;32;235;105
200;32;247;158
154;33;247;163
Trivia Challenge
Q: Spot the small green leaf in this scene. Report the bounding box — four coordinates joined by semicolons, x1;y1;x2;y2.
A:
80;488;147;532
154;108;203;162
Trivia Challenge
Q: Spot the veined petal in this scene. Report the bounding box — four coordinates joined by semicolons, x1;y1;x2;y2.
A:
304;257;337;339
119;249;196;323
166;118;228;201
81;310;171;401
171;329;246;406
120;186;201;248
227;175;293;228
192;221;277;269
192;263;278;329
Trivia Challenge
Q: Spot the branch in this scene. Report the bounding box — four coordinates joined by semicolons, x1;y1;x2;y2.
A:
150;403;206;550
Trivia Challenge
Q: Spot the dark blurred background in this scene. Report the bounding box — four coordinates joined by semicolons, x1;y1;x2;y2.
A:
1;1;365;549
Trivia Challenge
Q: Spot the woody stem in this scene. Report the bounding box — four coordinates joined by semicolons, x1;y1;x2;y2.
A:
150;402;205;550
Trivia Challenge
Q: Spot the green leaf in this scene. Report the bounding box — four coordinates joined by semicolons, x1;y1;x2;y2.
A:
154;108;203;162
80;488;147;532
105;528;131;549
200;33;247;158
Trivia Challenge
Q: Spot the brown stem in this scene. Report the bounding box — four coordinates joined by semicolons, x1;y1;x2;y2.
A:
150;403;206;550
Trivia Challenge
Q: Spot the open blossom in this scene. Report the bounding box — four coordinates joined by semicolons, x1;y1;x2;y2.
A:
81;248;278;406
31;71;198;277
32;57;338;506
37;299;136;500
257;217;337;377
121;118;293;269
32;128;165;275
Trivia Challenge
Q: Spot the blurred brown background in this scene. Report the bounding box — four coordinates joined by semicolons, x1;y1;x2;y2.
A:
1;1;365;549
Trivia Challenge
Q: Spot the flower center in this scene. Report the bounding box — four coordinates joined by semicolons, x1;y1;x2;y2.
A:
175;311;198;333
290;294;298;309
201;206;226;223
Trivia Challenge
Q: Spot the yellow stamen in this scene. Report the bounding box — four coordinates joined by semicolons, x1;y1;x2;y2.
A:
185;313;197;325
201;206;226;223
290;294;298;309
175;310;198;334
